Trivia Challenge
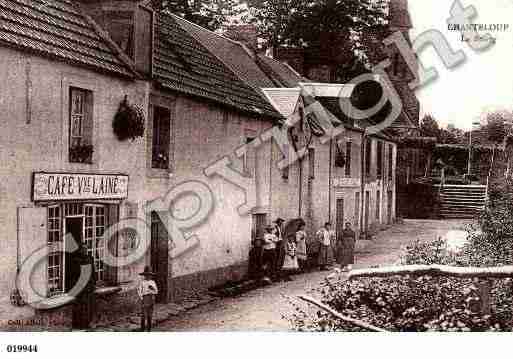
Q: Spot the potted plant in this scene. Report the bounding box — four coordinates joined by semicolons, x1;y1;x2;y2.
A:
113;95;145;141
69;144;94;164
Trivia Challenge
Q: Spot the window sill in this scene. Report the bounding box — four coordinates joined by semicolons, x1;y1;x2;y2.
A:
94;286;122;297
147;168;172;179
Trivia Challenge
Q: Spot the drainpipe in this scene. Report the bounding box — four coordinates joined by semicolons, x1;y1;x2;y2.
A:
360;131;366;239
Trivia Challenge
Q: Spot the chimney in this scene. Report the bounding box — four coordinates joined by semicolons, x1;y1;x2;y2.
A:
225;24;258;53
78;0;153;76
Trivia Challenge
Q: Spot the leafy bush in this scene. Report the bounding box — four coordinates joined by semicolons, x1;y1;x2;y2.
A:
289;274;510;332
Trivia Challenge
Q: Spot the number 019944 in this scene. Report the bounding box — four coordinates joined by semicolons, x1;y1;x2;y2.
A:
6;345;38;353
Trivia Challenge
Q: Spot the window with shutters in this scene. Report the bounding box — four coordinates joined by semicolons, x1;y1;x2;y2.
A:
345;141;352;177
376;190;381;221
388;144;394;181
308;148;315;179
354;192;360;227
243;130;257;177
69;87;93;164
151;106;171;170
282;143;289;182
365;138;372;177
377;141;384;179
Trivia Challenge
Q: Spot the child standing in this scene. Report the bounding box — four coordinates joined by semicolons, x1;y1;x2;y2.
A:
295;223;308;272
282;236;299;280
137;266;158;332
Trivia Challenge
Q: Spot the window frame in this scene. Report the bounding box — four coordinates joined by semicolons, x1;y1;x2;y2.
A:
47;203;116;296
308;147;315;180
377;141;384;179
345;141;352;177
150;105;172;171
68;87;94;164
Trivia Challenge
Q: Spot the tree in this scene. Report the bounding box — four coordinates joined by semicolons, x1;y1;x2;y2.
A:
246;0;387;59
419;114;440;139
153;0;244;31
485;112;508;145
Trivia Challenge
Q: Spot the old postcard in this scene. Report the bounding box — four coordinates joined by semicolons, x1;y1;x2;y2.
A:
0;0;512;356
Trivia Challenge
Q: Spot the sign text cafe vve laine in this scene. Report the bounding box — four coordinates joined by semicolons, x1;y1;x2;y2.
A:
32;172;129;202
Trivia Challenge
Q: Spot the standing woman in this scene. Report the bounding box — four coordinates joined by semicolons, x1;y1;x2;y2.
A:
341;222;356;270
295;223;308;273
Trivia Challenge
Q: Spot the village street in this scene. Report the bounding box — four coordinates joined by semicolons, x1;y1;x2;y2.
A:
156;219;471;331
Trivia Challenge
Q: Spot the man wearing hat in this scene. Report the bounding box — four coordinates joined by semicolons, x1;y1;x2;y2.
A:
137;266;159;332
273;218;286;280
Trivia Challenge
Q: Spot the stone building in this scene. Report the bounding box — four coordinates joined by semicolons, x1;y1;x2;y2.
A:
0;0;398;328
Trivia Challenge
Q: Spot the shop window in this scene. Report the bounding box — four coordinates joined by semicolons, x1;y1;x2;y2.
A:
84;205;107;283
47;203;116;295
47;205;63;296
69;87;93;164
151;106;171;170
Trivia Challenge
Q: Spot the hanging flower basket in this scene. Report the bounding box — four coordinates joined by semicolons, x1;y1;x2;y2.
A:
69;144;94;164
113;95;145;141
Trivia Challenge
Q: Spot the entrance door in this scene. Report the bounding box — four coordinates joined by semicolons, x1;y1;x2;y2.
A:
64;217;83;292
336;198;344;241
387;191;393;225
151;212;169;303
364;191;370;232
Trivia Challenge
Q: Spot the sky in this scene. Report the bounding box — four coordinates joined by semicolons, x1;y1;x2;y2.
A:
408;0;513;129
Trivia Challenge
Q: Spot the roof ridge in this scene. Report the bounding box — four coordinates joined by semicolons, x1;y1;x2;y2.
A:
166;12;246;46
75;2;140;79
169;13;283;118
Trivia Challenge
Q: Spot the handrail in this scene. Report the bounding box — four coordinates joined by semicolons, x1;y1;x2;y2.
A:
347;265;513;280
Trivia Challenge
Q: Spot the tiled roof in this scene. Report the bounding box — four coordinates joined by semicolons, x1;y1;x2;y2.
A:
0;0;135;78
153;13;282;120
256;54;307;87
172;16;277;92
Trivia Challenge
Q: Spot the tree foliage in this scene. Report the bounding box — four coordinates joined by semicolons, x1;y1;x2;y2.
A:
153;0;244;31
246;0;387;58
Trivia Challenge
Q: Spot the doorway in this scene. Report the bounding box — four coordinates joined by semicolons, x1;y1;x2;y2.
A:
335;198;344;241
64;217;83;292
364;191;370;232
150;212;169;303
387;191;393;225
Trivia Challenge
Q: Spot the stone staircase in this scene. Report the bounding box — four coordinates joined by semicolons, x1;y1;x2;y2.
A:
438;185;487;219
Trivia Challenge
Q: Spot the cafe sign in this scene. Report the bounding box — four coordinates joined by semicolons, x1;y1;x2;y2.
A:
32;172;129;202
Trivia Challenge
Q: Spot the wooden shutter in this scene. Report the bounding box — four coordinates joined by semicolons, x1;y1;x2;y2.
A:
18;207;48;299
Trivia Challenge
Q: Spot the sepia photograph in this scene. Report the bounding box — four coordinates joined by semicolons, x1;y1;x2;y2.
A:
0;0;512;357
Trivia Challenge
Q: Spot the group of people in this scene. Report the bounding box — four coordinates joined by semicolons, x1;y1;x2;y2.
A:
249;218;356;283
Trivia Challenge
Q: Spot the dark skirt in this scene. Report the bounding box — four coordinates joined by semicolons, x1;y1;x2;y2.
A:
318;244;330;266
337;238;355;266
